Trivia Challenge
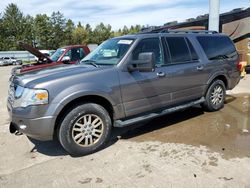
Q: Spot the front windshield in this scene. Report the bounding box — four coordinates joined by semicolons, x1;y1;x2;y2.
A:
81;38;134;65
50;48;66;62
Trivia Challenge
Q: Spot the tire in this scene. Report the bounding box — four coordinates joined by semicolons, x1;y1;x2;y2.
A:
58;103;112;156
202;79;226;112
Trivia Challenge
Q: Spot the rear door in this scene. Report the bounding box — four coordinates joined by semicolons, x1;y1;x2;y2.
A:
162;36;209;104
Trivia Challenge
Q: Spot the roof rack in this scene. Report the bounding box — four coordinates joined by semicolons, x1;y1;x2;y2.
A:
162;30;218;34
139;27;218;34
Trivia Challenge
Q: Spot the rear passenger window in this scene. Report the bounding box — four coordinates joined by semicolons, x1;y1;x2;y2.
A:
166;37;191;63
197;36;237;60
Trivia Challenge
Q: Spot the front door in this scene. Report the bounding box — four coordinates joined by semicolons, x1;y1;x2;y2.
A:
119;37;172;117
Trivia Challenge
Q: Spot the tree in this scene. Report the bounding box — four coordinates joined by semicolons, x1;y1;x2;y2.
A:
72;22;88;45
129;25;141;34
121;26;129;35
21;15;34;45
64;19;75;45
92;23;112;44
50;11;66;49
2;3;24;50
0;13;5;50
34;14;52;49
0;3;145;50
85;23;93;44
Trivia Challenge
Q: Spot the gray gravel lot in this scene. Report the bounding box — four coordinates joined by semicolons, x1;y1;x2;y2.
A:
0;66;250;188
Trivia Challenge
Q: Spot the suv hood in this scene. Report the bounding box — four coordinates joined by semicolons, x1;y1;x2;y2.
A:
18;42;53;63
12;64;102;87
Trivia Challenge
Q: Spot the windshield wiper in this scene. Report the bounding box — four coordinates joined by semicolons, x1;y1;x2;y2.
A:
81;59;99;68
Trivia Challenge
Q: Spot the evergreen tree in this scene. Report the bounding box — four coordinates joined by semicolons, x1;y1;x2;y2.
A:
0;3;144;50
2;3;24;50
72;22;88;45
50;11;66;49
34;14;52;49
92;23;112;44
64;19;75;45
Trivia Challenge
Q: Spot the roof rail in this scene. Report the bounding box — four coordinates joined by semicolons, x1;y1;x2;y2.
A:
139;27;218;34
162;29;218;34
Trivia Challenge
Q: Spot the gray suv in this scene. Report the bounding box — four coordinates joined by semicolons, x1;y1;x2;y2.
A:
8;30;241;156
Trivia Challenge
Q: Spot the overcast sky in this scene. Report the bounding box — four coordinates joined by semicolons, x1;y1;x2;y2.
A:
0;0;249;30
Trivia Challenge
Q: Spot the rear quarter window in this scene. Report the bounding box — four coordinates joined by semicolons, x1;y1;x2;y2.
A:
197;36;237;60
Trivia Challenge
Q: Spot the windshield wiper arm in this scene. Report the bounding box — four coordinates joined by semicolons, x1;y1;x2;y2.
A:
81;60;99;68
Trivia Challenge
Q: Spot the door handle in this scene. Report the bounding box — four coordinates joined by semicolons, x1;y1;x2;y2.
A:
157;72;166;77
197;66;204;71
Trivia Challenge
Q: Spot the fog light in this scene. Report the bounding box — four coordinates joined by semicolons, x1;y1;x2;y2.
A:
19;125;27;130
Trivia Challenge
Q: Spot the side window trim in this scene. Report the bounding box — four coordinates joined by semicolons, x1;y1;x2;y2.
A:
184;37;193;61
186;37;200;61
161;37;172;65
157;36;165;67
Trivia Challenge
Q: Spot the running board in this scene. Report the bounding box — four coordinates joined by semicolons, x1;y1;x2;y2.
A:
114;97;205;127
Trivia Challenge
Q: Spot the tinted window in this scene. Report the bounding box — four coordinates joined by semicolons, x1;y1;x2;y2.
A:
70;48;85;61
166;37;191;63
186;39;199;60
197;36;237;60
133;38;163;65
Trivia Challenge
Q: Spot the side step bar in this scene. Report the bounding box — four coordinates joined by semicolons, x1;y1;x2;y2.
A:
114;97;205;127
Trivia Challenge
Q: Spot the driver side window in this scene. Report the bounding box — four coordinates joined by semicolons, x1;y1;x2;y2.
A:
132;38;163;66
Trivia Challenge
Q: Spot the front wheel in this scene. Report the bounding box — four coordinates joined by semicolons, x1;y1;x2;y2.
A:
58;103;112;156
202;79;226;112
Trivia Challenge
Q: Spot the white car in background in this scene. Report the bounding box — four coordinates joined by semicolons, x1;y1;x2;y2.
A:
0;57;4;66
0;57;22;66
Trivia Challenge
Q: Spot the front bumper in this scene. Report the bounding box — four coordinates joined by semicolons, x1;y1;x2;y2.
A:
7;102;56;141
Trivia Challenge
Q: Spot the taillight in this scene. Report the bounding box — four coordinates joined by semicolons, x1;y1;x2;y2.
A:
236;59;242;72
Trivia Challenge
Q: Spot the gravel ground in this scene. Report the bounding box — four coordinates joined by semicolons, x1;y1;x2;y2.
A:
0;66;250;188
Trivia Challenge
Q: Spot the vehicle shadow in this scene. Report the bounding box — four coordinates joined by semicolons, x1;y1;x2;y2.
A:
113;106;204;140
27;137;68;156
225;94;237;104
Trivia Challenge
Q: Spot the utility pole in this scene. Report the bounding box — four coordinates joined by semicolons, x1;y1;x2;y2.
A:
209;0;220;32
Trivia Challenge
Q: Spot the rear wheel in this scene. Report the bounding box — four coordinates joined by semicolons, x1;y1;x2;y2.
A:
202;79;226;112
58;103;112;156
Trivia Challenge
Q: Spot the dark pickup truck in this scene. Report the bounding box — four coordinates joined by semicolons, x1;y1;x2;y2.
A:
8;30;241;156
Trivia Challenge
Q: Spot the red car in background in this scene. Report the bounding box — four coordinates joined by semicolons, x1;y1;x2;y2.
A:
12;42;90;75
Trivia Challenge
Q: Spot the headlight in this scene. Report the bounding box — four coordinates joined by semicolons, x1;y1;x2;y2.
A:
12;86;49;108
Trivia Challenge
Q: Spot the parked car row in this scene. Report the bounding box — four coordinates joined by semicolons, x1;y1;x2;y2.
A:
0;57;22;66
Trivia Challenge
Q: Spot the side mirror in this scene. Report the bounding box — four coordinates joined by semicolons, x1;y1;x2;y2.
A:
62;56;71;64
128;52;155;72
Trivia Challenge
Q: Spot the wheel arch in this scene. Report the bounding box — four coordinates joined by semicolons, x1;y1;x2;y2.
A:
53;95;114;139
206;73;229;92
